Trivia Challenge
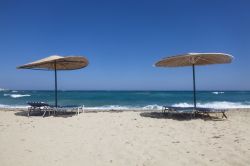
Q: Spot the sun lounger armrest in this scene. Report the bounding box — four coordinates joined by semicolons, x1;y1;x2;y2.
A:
196;107;227;113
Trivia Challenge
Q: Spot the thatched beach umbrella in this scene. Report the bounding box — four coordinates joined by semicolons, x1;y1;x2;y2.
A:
17;55;89;107
155;53;233;108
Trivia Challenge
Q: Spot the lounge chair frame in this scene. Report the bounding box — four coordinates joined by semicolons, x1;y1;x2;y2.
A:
195;107;227;119
54;106;84;116
27;102;55;117
27;102;84;117
162;106;196;118
162;106;228;119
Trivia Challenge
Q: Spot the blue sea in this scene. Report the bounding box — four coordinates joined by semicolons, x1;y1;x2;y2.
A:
1;89;250;110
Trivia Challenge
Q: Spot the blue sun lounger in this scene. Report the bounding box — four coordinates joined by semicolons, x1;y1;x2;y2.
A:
54;105;84;116
27;102;54;117
195;107;228;119
27;102;84;117
162;106;195;114
162;106;228;119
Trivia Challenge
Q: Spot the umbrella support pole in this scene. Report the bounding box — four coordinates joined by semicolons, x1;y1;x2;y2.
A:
192;64;197;108
54;61;58;108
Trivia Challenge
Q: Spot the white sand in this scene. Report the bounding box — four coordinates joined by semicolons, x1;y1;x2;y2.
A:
0;109;250;166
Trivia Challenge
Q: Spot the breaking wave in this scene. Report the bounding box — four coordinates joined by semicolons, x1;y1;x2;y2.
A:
83;104;162;110
4;94;31;98
172;101;250;109
0;104;28;109
212;91;225;95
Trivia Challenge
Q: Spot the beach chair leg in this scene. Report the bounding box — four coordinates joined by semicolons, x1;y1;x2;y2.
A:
42;110;47;117
194;111;198;118
27;108;31;117
162;107;167;115
53;109;57;115
222;112;227;119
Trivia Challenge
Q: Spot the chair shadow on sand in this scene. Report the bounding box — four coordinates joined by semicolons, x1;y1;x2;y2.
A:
14;110;76;118
140;111;226;121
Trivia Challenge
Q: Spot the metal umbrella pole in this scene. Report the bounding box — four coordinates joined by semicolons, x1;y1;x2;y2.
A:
54;61;58;107
192;64;197;108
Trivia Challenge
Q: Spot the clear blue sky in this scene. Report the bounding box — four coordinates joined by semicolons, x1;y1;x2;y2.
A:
0;0;249;90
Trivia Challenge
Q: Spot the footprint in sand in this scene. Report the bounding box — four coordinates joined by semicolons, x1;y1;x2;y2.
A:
234;139;240;143
25;149;32;153
212;135;223;139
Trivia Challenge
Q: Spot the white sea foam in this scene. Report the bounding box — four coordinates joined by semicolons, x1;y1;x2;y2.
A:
85;105;131;110
212;91;225;95
78;105;163;111
4;94;31;98
142;104;162;110
0;88;8;91
172;101;250;109
0;104;28;109
12;90;18;93
83;105;140;110
0;103;161;110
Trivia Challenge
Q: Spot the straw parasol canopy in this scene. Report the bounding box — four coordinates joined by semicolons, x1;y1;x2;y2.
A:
155;53;233;108
17;55;89;107
155;53;233;67
17;55;88;70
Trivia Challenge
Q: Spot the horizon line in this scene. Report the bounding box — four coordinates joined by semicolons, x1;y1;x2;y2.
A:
2;89;250;92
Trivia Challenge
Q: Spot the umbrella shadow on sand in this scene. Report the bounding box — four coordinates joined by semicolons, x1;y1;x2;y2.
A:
14;110;76;118
140;112;225;121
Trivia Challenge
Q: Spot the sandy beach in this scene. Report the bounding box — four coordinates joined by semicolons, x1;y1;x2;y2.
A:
0;109;250;166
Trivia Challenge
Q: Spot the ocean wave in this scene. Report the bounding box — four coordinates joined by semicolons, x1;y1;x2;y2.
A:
0;104;162;110
142;104;162;110
0;88;8;91
82;105;162;110
3;94;31;98
11;90;18;93
0;104;28;109
172;101;250;109
212;91;225;95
